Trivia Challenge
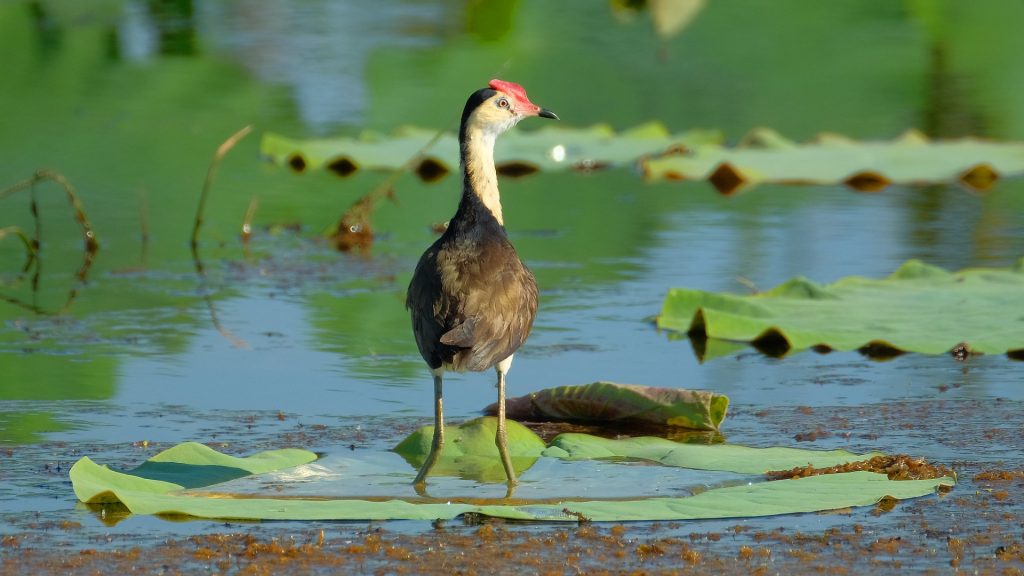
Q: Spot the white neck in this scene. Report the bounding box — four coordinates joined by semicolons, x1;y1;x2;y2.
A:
462;122;505;225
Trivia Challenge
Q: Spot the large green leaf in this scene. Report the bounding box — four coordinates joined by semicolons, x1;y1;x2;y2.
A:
543;433;883;473
658;259;1024;357
262;126;1024;193
71;442;319;504
260;124;722;176
642;129;1024;193
392;417;547;482
484;382;728;430
70;440;954;522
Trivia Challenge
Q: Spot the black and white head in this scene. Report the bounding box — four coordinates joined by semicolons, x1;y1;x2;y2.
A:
460;79;558;140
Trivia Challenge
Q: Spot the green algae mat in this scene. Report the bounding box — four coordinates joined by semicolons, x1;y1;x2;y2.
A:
658;259;1024;358
71;426;954;522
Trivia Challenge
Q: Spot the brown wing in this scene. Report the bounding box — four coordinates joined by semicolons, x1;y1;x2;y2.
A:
406;240;451;370
408;235;538;373
444;248;538;372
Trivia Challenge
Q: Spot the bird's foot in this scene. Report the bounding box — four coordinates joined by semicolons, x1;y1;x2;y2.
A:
503;481;518;500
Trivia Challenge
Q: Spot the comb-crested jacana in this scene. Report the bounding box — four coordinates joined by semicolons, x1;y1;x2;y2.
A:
406;79;558;491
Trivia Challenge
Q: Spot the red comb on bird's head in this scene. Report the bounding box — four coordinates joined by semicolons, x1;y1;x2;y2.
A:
487;79;558;120
489;79;531;103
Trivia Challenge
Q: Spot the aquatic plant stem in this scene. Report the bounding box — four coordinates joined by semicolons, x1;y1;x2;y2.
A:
191;125;252;253
138;189;150;268
190;125;253;349
0;169;98;313
0;168;98;255
241;197;259;245
0;226;37;272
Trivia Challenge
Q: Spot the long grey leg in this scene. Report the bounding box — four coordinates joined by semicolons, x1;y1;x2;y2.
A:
414;373;444;487
494;360;518;490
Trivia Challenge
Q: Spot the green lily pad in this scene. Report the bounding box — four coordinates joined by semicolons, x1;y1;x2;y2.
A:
643;128;1024;193
544;433;882;474
542;472;952;522
260;123;722;177
261;128;458;176
392;416;547;482
657;258;1024;358
69;441;953;522
71;442;319;504
484;382;728;430
262;125;1024;193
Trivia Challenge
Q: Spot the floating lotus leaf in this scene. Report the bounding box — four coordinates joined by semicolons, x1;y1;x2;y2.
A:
543;434;882;473
261;128;459;176
70;439;954;522
260;123;722;178
657;258;1024;358
643;128;1024;193
392;417;546;482
71;442;318;504
263;125;1024;193
483;382;728;430
492;123;722;173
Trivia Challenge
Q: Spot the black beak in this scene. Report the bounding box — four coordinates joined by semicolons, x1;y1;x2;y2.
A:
538;108;559;120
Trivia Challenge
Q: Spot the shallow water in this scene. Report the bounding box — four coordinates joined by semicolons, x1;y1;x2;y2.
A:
1;1;1023;570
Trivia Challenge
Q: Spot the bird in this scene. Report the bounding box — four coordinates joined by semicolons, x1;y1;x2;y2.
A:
406;79;558;491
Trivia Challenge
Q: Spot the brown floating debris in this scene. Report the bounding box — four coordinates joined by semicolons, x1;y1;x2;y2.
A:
973;469;1024;482
793;427;830;442
872;496;898;514
332;220;373;253
327;126;448;252
950;342;972;361
766;454;954;482
707;161;746;195
330;187;393;253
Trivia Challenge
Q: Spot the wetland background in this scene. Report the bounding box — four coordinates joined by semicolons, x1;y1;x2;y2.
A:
1;1;1023;573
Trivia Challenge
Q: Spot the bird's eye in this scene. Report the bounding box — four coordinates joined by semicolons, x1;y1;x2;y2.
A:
496;97;509;109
